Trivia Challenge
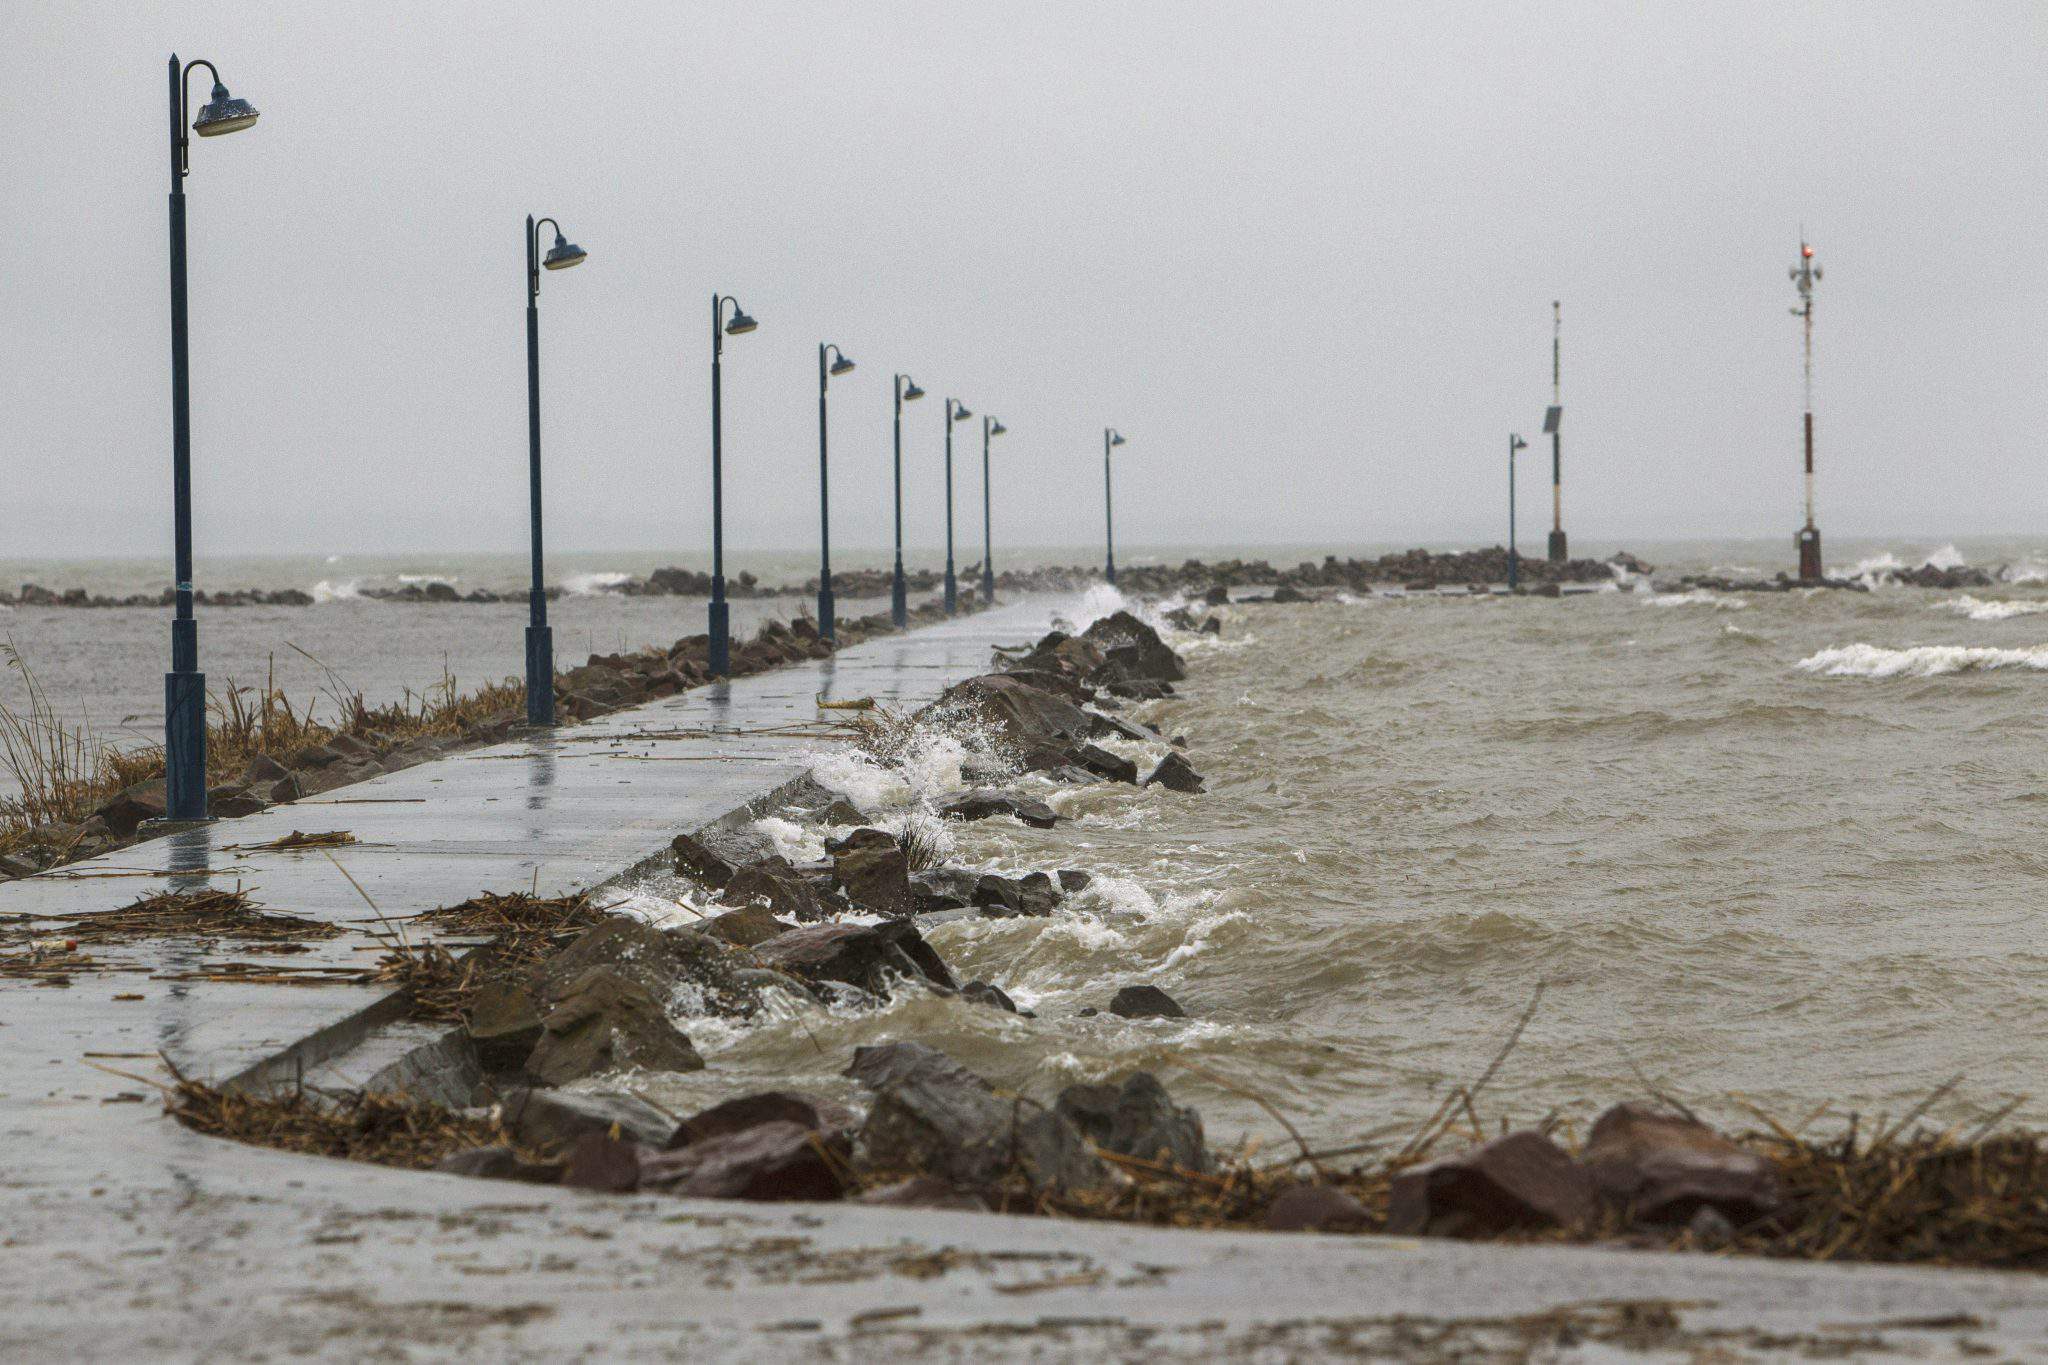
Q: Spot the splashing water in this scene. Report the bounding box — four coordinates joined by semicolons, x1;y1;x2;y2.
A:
1934;596;2048;623
1797;642;2048;677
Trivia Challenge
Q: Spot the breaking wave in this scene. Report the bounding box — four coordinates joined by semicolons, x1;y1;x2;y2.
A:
310;578;362;602
1797;643;2048;678
1836;544;1968;588
1646;589;1746;610
1934;596;2048;623
564;571;632;596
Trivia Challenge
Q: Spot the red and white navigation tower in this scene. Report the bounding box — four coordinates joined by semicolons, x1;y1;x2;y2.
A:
1790;237;1823;581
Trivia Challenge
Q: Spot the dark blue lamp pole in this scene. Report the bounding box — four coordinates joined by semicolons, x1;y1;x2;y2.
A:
522;215;587;727
815;343;855;642
1508;433;1526;590
890;374;924;627
707;294;758;676
942;397;972;614
978;415;1005;604
162;54;259;823
1103;427;1125;585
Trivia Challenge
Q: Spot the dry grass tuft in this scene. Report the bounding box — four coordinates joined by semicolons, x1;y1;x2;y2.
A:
1;645;527;857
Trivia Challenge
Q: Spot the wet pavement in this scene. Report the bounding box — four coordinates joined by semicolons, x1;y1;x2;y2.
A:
3;595;2046;1359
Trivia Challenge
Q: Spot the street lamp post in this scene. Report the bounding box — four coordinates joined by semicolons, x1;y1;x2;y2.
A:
161;53;260;824
890;374;924;627
1103;428;1126;585
707;294;758;676
816;343;856;642
942;398;972;614
979;415;1005;604
522;215;588;727
1508;433;1527;590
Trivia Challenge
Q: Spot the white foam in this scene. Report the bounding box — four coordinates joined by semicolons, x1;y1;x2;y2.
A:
751;815;826;863
397;573;458;586
1934;595;2048;623
807;748;914;812
1923;543;1967;571
2002;561;2048;585
1834;545;1969;589
1647;589;1746;610
1797;643;2048;677
564;571;631;595
310;578;362;603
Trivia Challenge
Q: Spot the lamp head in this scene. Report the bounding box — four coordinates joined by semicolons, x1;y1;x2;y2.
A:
829;352;856;376
989;419;1006;436
1109;431;1126;447
952;402;972;422
725;307;758;336
542;234;587;270
1511;434;1526;452
901;378;925;402
193;81;259;137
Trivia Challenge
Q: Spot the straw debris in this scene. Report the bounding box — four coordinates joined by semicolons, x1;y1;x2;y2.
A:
161;1057;517;1169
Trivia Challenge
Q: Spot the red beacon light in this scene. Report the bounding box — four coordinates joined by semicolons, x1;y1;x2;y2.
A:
1802;244;1815;258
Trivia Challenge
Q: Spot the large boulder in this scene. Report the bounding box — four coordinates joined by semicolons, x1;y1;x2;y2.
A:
500;1086;683;1151
722;855;831;923
670;1091;854;1148
1056;1072;1209;1170
95;779;166;837
1143;752;1205;793
537;916;760;1017
846;1043;1110;1195
919;673;1101;750
466;976;543;1072
1386;1130;1597;1237
910;867;980;913
937;789;1058;829
1581;1103;1778;1226
831;835;913;916
1109;984;1186;1019
525;967;704;1085
749;920;958;998
972;872;1060;918
671;831;737;888
639;1120;849;1201
1081;611;1185;683
1068;744;1139;785
699;902;791;948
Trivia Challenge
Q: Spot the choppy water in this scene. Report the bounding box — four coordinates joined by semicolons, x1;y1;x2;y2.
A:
11;537;2048;1149
605;548;2048;1151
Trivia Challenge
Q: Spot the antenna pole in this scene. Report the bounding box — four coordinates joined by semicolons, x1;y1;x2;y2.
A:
1547;300;1566;562
1792;238;1822;580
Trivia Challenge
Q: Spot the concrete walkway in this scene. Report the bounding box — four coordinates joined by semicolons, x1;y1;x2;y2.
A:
3;597;2045;1360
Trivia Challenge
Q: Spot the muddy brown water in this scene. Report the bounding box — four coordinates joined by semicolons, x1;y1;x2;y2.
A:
615;569;2048;1150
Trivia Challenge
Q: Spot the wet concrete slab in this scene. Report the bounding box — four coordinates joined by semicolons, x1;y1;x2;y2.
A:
4;595;2045;1359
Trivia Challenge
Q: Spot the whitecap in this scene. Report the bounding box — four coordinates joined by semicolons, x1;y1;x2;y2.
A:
564;571;631;595
1934;595;2048;623
1796;643;2048;677
1647;589;1746;610
310;578;362;603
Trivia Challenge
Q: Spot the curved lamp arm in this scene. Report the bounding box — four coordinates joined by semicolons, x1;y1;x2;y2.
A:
528;216;564;300
176;58;222;178
821;343;853;387
713;294;757;356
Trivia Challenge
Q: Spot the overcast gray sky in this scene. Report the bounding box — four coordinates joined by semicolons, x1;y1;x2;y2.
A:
3;1;2045;561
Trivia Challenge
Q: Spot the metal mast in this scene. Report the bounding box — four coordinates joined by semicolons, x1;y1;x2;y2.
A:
1546;300;1565;562
1791;237;1822;580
